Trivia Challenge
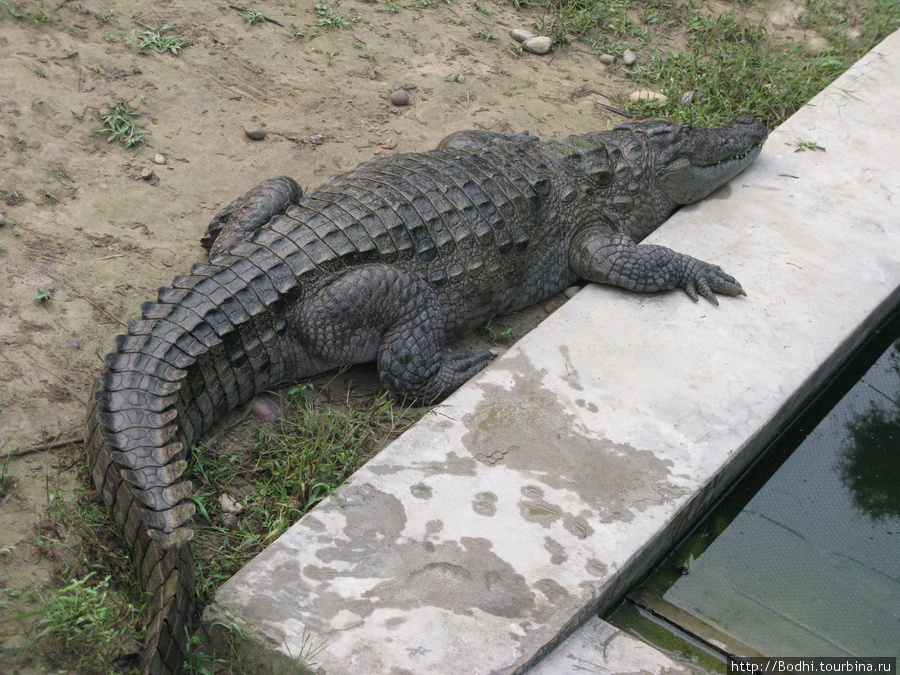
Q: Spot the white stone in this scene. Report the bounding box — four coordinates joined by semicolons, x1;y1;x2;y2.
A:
522;36;552;55
243;122;266;140
629;90;668;106
510;28;534;43
623;48;636;65
390;89;410;106
218;493;245;514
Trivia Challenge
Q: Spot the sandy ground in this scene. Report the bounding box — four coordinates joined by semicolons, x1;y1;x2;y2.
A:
0;0;832;669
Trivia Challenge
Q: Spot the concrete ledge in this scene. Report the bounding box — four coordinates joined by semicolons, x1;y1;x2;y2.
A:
205;30;900;673
530;617;693;675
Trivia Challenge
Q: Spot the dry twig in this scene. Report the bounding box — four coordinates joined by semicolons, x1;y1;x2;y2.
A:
228;4;284;26
1;436;84;460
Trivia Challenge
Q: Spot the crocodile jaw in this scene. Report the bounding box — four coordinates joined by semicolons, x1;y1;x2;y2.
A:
658;142;764;204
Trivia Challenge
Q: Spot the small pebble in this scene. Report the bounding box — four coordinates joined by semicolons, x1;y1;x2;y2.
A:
310;134;325;145
153;153;167;165
66;338;82;350
510;28;535;43
599;53;615;65
522;36;552;55
628;90;668;107
563;286;580;299
218;493;245;515
219;513;239;528
679;91;695;105
623;49;636;66
250;393;281;422
0;214;6;227
390;89;410;106
140;167;154;181
243;122;266;140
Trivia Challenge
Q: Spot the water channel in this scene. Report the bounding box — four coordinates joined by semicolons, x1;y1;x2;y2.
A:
607;320;900;671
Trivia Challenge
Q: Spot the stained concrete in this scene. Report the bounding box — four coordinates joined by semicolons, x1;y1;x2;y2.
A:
530;617;693;675
204;30;900;673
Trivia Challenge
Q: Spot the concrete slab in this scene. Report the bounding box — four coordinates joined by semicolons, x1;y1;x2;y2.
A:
204;30;900;673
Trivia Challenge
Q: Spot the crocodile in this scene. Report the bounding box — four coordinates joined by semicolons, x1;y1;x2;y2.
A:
84;117;767;673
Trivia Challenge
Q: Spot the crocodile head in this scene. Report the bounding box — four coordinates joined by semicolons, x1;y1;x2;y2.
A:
623;116;768;204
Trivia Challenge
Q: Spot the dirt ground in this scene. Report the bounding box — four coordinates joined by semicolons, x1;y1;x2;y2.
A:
0;0;835;670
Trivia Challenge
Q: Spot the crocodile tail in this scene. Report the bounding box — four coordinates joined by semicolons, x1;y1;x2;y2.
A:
85;387;195;674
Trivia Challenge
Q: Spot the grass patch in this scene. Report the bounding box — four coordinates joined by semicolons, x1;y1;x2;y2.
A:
529;0;899;127
626;13;847;126
0;467;144;675
32;571;139;673
536;0;647;49
189;382;416;604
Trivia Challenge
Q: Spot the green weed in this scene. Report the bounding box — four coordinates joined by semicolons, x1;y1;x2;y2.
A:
794;138;826;152
240;10;265;25
33;3;49;22
315;4;353;28
3;190;24;205
479;318;518;345
95;9;115;25
1;1;25;19
34;288;53;303
128;22;188;54
93;98;149;148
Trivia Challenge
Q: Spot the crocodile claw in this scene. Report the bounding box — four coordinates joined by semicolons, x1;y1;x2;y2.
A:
682;264;745;306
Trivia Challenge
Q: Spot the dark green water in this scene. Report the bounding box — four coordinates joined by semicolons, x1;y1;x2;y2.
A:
607;335;900;669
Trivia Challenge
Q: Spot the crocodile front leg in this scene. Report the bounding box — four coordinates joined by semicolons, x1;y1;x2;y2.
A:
293;264;496;405
569;228;745;305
